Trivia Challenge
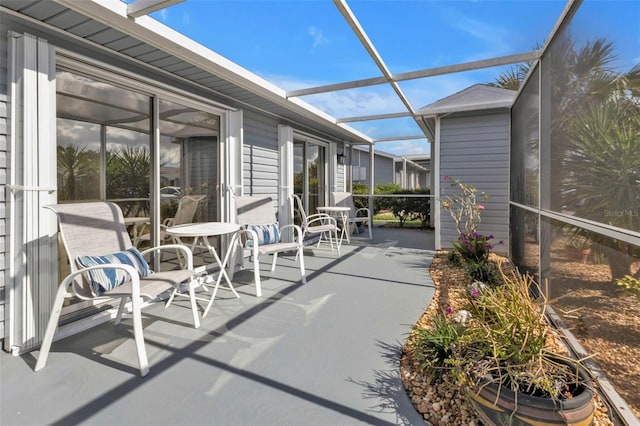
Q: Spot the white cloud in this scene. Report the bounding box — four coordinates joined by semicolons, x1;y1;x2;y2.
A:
308;26;329;49
159;9;168;22
443;9;517;60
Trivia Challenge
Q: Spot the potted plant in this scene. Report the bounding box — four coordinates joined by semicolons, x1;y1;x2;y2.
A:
458;268;594;425
564;235;592;263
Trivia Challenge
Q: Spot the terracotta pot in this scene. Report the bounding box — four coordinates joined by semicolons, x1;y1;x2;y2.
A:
467;361;594;426
564;246;591;263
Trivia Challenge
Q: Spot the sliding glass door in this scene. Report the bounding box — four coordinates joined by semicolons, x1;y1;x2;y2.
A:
294;140;327;217
56;67;220;319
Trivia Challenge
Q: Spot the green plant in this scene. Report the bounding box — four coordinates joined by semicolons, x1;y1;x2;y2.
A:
616;275;640;299
465;259;498;285
409;312;463;378
566;235;592;250
446;249;461;266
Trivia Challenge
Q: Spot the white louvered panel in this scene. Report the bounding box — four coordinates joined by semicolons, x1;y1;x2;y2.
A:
5;33;58;354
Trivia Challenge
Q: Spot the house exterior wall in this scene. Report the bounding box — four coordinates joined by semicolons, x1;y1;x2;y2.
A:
373;155;394;186
0;33;7;337
242;109;280;202
352;149;394;187
439;111;510;254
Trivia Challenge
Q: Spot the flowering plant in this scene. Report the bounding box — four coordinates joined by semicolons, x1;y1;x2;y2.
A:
452;231;495;262
441;176;488;236
442;177;502;262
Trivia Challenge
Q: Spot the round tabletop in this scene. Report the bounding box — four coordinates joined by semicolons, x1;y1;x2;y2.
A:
316;206;351;212
124;216;149;225
166;222;240;237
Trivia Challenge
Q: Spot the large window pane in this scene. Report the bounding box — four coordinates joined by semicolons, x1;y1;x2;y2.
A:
57;69;151;217
159;99;219;223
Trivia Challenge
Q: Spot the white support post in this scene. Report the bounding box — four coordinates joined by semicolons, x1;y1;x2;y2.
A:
434;116;442;251
6;33;58;354
278;125;294;240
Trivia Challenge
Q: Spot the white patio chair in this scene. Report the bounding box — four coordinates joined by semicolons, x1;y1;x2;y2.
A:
234;196;306;296
331;192;373;239
290;194;341;255
135;194;207;265
135;194;206;246
36;202;201;377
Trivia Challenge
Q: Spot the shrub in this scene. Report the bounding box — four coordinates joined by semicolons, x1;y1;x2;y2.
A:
465;259;498;285
409;312;463;378
453;232;502;263
616;275;640;298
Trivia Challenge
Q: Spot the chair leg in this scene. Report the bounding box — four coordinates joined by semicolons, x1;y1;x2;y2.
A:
253;251;262;297
271;252;278;272
368;218;372;239
130;295;150;377
298;246;307;284
35;285;68;372
114;297;128;325
188;278;201;328
165;288;178;308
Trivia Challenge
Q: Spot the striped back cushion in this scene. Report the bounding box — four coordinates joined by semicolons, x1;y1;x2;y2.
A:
244;223;280;247
76;247;152;295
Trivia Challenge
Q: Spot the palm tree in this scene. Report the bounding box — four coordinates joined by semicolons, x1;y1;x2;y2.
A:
57;145;99;201
107;146;151;216
496;36;640;279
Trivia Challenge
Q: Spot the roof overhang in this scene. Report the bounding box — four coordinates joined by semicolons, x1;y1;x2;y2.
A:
0;0;372;145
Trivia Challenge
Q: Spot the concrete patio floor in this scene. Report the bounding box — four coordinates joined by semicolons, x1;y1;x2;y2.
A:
1;227;435;426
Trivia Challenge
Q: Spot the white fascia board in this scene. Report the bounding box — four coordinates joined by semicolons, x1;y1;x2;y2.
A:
55;0;372;144
419;102;513;116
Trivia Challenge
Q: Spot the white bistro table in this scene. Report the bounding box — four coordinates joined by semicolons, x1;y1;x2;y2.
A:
316;206;352;245
165;222;241;318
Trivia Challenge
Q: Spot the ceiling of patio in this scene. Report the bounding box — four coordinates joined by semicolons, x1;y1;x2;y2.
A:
124;0;567;155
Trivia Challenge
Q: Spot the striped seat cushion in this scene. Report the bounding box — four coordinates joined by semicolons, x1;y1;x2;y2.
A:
76;247;153;295
244;223;280;247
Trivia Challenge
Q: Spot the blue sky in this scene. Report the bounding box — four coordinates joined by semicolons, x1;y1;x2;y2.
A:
148;0;640;155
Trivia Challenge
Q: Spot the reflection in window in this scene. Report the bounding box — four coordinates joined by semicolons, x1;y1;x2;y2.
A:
57;118;100;201
294;141;326;216
56;70;151;217
159;99;220;223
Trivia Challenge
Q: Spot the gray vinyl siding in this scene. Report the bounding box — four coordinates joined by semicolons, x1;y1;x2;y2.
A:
0;33;7;339
242;109;279;203
373;156;394;186
336;163;345;191
353;149;395;187
439;111;510;254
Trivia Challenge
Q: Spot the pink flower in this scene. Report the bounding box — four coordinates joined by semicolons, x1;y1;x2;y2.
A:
444;175;450;181
446;307;453;316
477;204;485;210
